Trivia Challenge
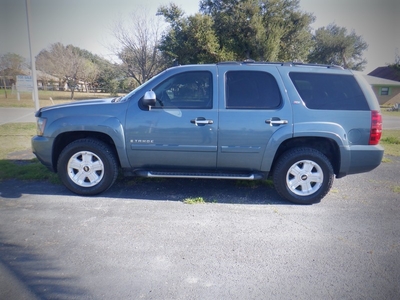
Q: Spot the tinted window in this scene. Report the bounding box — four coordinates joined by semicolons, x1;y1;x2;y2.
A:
289;72;369;110
226;71;282;109
152;71;212;109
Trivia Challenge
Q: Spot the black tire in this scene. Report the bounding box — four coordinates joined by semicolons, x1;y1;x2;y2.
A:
57;138;119;195
273;147;334;204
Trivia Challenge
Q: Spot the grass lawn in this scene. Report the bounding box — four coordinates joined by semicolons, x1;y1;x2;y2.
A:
0;123;36;159
0;89;114;108
0;122;59;181
0;104;399;181
381;110;400;117
381;129;400;157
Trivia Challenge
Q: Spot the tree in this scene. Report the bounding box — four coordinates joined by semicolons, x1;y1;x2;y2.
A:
157;4;230;64
112;9;167;85
200;0;267;60
199;0;314;61
96;62;124;94
0;52;25;76
158;0;314;63
67;47;101;92
0;53;26;98
388;50;400;78
261;0;314;62
308;23;368;70
36;43;88;99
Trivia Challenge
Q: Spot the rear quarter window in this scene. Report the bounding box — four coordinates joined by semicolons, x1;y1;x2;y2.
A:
289;72;369;110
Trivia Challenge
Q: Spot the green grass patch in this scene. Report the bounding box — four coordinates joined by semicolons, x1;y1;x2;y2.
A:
381;110;400;117
183;197;210;204
0;122;58;182
381;136;400;144
0;123;36;159
0;89;114;108
381;156;392;163
0;159;59;183
381;130;400;157
0;122;36;135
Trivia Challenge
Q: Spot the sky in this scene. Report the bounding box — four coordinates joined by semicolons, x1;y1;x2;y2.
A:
1;0;399;74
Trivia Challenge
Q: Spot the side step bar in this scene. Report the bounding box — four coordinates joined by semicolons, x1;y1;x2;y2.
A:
135;170;263;180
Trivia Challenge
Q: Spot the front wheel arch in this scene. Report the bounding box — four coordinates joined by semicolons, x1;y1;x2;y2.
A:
52;131;120;172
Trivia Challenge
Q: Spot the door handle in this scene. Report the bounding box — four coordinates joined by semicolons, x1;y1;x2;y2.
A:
191;117;214;126
265;118;288;126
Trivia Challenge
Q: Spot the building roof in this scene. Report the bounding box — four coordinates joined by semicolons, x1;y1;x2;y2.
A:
368;66;400;82
363;74;400;87
21;68;59;81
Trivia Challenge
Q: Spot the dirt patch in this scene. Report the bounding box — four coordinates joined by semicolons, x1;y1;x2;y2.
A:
6;149;36;161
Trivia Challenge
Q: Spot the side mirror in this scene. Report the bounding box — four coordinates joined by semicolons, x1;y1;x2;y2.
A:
141;91;156;109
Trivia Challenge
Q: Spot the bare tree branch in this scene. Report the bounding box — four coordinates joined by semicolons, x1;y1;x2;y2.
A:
112;8;167;85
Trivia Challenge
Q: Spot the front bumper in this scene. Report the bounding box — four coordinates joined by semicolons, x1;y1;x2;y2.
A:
31;135;55;172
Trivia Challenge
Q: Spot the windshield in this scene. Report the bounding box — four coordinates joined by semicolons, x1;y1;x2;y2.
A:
119;69;169;102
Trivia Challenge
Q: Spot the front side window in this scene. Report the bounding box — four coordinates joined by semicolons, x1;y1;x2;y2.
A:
289;72;369;110
152;71;212;109
225;71;282;109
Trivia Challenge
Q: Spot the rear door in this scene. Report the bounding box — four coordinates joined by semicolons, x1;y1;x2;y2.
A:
217;64;293;171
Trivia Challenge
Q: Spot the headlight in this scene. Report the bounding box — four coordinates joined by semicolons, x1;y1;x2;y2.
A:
36;117;47;136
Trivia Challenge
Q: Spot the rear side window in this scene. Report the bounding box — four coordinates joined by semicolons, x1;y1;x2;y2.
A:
289;72;369;110
226;71;282;109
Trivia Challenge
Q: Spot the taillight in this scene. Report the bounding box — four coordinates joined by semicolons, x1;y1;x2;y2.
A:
369;110;382;145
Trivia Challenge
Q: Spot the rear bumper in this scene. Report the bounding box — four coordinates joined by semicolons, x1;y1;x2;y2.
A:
338;144;384;178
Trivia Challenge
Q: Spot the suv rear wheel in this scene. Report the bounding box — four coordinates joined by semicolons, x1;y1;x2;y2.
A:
57;138;119;195
273;147;334;204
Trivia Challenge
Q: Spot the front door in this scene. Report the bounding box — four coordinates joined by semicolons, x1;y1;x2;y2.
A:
125;68;218;169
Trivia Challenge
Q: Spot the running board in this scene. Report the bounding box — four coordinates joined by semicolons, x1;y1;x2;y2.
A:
135;170;263;180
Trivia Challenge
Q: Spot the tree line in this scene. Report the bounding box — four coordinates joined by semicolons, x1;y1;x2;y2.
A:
0;0;397;100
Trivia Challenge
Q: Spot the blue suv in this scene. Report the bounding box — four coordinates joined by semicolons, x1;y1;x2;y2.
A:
32;62;384;204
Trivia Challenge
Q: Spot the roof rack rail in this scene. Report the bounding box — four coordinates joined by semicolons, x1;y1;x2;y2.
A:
284;62;344;70
217;60;344;69
217;61;241;65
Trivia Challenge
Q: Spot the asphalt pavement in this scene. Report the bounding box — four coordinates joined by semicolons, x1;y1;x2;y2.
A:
0;108;36;125
0;156;399;299
383;113;400;129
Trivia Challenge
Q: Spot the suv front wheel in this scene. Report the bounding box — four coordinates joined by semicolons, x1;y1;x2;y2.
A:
57;138;119;195
273;148;334;204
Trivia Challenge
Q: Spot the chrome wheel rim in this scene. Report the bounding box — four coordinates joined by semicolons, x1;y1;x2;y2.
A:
67;151;104;187
286;160;323;196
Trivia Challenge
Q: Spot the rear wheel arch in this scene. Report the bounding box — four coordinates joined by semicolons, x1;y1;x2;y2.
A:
270;137;340;176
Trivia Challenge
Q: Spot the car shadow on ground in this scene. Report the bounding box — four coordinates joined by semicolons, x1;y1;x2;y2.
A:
0;167;293;205
0;231;91;299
